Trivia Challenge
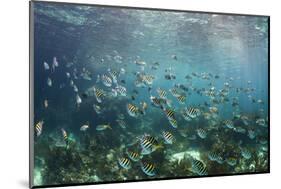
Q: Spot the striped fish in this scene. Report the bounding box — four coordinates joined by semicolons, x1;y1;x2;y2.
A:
197;128;207;139
162;131;174;144
169;88;181;97
143;75;154;85
224;120;234;129
165;108;176;120
141;162;156;176
108;69;119;83
208;151;224;164
168;118;178;128
35;121;44;137
150;96;163;107
140;135;157;149
157;88;167;99
116;85;127;96
185;107;200;118
181;110;192;121
93;87;105;103
126;150;142;162
61;128;68;146
118;157;131;169
139;135;161;155
101;74;112;87
177;95;186;104
127;103;139;117
208;151;219;161
191;159;207;175
207;90;216;98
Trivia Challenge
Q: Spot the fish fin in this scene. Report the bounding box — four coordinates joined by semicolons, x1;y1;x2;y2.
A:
155;144;164;150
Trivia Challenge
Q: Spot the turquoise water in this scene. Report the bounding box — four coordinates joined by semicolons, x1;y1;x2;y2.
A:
32;2;269;187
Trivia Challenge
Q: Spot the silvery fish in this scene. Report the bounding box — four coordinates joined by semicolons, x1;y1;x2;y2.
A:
43;61;50;70
96;124;111;131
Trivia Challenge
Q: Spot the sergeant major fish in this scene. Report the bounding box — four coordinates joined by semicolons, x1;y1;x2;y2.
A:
35;120;44;137
197;128;207;139
141;162;156;176
126;150;142;162
127;103;139;117
191;159;207;175
118;157;131;169
162;131;174;144
61;128;69;147
101;74;112;87
93;87;106;103
139;135;162;155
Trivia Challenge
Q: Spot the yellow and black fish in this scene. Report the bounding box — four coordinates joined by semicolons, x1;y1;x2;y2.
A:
150;96;162;107
126;150;142;162
108;69;119;83
197;128;207;139
165;108;176;120
118;157;131;169
177;95;186;104
61;128;69;146
143;75;154;85
168;117;178;128
35;120;44;137
127;103;139;117
162;131;174;144
141;162;156;176
186;107;200;118
157;88;167;99
139;135;162;155
94;87;105;103
169;88;181;97
140;135;157;148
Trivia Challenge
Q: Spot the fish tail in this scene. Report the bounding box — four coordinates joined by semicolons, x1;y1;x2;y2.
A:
156;144;164;150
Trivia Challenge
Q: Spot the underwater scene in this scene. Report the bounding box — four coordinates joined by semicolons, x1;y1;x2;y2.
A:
32;2;269;187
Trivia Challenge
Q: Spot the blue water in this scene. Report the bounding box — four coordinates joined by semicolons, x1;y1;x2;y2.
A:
32;2;269;187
